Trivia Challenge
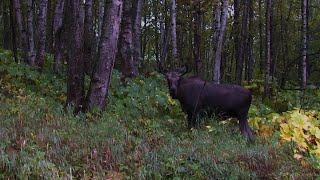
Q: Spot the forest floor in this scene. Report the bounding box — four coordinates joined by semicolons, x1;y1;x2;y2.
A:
0;50;319;179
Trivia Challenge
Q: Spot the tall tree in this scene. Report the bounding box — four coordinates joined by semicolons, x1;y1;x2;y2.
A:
234;0;241;84
10;0;18;62
264;0;272;99
87;0;123;110
97;0;105;43
258;0;264;73
83;0;94;75
159;0;169;69
213;0;228;84
170;0;178;62
27;0;36;66
236;0;249;85
245;0;254;81
12;0;27;59
36;0;49;69
118;0;137;80
64;0;85;111
53;0;65;73
3;1;11;50
193;0;202;75
132;0;143;68
301;0;308;89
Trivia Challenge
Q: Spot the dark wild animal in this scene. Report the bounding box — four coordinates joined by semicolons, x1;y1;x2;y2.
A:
163;66;254;140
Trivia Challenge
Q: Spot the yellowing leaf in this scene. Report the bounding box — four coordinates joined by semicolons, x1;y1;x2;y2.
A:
259;125;273;137
292;128;308;149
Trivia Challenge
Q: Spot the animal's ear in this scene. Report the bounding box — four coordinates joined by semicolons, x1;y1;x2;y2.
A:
177;65;188;76
158;65;168;75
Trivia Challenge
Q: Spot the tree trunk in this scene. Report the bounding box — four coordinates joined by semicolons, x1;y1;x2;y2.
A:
53;0;65;73
46;0;54;53
36;0;48;69
118;0;137;80
170;0;178;63
159;0;169;69
83;0;94;75
27;0;36;66
10;0;18;62
234;0;242;84
3;1;11;50
64;0;85;111
132;0;143;69
96;0;105;52
264;0;272;99
87;0;123;110
236;0;249;85
153;0;160;63
246;0;254;81
193;0;202;75
258;0;263;74
301;0;308;89
12;0;27;58
213;0;228;84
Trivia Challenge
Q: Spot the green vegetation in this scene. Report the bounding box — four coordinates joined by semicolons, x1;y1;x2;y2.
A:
0;50;319;178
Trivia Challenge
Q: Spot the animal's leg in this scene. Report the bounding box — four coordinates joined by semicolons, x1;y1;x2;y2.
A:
237;109;254;141
186;112;194;129
187;110;197;129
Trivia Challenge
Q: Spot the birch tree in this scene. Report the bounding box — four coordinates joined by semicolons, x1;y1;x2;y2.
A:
170;0;178;62
132;0;143;67
12;0;27;58
53;0;65;73
83;0;94;75
264;0;272;99
213;0;228;84
301;0;308;89
36;0;48;69
87;0;123;110
118;0;137;80
27;0;36;66
64;0;85;111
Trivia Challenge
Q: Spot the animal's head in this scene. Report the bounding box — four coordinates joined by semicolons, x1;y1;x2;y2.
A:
161;66;188;99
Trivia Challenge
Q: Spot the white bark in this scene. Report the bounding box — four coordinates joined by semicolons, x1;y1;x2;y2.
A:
213;0;228;84
301;0;308;89
170;0;178;62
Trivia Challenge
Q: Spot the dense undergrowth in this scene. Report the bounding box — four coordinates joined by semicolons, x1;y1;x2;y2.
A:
0;50;319;178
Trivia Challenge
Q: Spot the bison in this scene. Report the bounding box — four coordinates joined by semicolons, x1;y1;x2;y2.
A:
163;66;254;140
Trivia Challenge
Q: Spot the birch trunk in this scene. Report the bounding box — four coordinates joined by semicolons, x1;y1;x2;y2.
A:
132;0;143;68
64;0;85;111
234;0;241;83
159;0;168;69
301;0;308;89
12;0;27;56
213;0;228;84
27;0;36;66
3;1;10;49
53;0;65;73
83;0;94;75
36;0;48;69
193;0;202;75
264;0;272;99
246;0;254;81
10;0;18;62
119;0;137;80
170;0;178;62
87;0;123;110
